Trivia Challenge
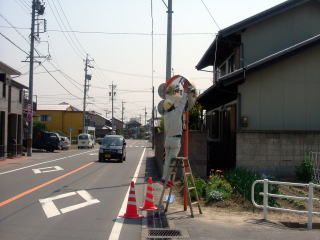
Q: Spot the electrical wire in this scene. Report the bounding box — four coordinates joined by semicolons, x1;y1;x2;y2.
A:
46;0;85;59
200;0;221;30
39;63;82;100
0;26;214;36
0;32;29;55
55;0;88;54
13;0;30;15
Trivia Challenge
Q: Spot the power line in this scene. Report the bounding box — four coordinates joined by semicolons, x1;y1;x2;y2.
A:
40;63;82;100
0;32;29;55
46;0;84;59
200;0;220;30
0;13;31;48
0;26;214;36
13;0;30;14
56;0;87;54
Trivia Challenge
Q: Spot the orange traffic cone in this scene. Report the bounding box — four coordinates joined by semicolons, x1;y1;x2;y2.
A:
140;177;158;211
119;181;143;219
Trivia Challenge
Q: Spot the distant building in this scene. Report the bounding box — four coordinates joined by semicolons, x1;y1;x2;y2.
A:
0;61;27;159
126;119;141;139
35;103;110;138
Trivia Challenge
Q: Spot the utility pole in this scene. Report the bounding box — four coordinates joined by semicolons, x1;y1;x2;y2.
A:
145;107;147;126
109;82;116;132
121;101;125;124
27;0;45;156
166;0;173;81
121;101;125;135
82;54;93;133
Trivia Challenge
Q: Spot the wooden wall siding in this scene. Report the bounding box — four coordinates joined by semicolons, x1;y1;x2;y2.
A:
242;1;320;65
239;44;320;130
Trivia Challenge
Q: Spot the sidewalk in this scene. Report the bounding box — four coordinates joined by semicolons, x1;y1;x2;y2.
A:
143;148;320;240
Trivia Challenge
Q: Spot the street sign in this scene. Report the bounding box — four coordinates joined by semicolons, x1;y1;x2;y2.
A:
69;128;74;133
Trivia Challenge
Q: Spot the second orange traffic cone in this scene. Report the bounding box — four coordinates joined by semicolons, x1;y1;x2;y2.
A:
140;177;158;211
119;181;143;219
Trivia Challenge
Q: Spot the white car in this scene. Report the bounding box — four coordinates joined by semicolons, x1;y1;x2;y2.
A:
78;133;95;149
60;136;71;150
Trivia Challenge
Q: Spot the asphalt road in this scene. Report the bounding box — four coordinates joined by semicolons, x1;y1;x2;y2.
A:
0;139;150;240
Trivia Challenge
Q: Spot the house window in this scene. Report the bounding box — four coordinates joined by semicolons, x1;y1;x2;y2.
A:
218;53;236;78
2;83;6;98
40;115;52;122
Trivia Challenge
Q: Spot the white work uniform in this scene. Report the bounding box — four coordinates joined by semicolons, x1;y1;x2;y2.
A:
162;92;188;181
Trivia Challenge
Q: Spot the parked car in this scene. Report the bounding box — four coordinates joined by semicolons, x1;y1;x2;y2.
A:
60;136;71;150
98;135;126;162
33;131;61;152
78;133;95;149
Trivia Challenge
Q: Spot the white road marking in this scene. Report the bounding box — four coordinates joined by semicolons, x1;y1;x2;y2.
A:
32;166;63;174
107;147;146;240
89;153;96;156
0;149;97;176
39;190;100;218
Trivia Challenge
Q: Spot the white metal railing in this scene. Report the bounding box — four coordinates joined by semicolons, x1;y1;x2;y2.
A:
251;179;320;229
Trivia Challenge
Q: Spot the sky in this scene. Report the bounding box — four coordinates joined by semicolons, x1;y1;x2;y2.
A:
0;0;286;123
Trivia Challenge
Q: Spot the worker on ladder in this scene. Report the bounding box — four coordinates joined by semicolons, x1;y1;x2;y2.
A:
160;76;196;188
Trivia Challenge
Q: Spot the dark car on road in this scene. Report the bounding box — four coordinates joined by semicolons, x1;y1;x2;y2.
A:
32;131;61;152
98;135;126;162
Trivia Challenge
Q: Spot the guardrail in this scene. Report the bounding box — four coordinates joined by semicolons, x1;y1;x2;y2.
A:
252;179;320;229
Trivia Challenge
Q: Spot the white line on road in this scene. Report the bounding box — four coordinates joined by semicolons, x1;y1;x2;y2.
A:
39;190;100;218
32;166;64;174
0;150;97;176
107;147;146;240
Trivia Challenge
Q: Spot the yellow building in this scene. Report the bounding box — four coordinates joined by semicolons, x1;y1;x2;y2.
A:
35;103;83;138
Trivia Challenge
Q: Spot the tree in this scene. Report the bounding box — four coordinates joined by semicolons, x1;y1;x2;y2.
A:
189;102;202;130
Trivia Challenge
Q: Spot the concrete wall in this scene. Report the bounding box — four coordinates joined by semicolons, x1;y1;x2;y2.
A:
154;131;207;178
242;1;320;65
239;44;320;130
237;131;320;177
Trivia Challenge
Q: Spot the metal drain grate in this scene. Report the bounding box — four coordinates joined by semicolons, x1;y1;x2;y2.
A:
149;229;181;237
143;228;190;239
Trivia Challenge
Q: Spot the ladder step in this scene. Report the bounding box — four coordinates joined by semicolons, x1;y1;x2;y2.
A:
191;201;199;205
188;187;196;190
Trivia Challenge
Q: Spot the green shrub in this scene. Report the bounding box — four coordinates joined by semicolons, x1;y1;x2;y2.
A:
295;158;314;183
205;178;233;202
224;168;279;207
